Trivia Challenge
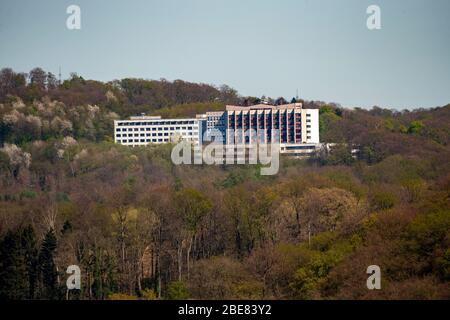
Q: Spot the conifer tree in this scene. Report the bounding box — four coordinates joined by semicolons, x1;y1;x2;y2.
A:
38;228;58;299
20;225;38;299
0;230;28;299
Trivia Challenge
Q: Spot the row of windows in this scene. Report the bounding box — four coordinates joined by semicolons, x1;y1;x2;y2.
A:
116;126;195;132
118;138;198;143
207;121;225;126
117;121;196;126
117;132;195;138
228;110;300;115
207;116;224;121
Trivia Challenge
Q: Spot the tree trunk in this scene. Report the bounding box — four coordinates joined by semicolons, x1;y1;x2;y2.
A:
187;236;193;280
177;242;183;281
308;222;311;247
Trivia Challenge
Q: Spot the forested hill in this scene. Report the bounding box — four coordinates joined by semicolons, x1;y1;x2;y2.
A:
0;67;449;300
0;67;241;118
1;67;449;150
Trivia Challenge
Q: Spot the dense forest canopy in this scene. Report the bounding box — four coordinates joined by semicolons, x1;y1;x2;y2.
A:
0;67;449;300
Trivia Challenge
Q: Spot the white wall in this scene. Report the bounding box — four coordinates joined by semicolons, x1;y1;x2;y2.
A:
301;109;320;143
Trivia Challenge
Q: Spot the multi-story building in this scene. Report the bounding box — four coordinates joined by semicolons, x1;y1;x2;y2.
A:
114;103;320;155
204;103;320;154
204;111;227;142
114;115;205;147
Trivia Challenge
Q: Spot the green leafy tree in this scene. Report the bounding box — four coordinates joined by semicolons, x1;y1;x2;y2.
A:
165;281;189;300
408;120;424;134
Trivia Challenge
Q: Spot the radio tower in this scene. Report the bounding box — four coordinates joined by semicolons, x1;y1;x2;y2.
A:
58;66;62;85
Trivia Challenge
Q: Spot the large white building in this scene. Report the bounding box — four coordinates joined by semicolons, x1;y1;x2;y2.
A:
114;115;205;147
114;103;320;155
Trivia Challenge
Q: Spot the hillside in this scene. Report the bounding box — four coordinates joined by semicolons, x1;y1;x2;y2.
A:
0;67;449;300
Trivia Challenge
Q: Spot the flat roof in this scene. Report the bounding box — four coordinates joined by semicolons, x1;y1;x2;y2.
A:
226;103;302;111
115;118;201;122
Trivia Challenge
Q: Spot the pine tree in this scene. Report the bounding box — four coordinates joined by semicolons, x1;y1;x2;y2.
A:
0;230;28;299
20;225;38;299
38;228;58;299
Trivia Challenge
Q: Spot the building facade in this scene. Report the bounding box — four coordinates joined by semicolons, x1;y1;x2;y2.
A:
114;103;320;155
204;103;320;154
114;115;205;147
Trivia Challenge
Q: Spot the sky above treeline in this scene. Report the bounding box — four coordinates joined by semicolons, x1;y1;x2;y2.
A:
0;0;449;109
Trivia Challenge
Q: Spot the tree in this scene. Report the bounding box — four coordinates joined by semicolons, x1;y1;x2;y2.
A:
0;230;28;299
408;120;424;134
175;188;212;279
0;68;26;99
302;188;359;243
188;257;262;299
165;281;189;300
275;97;288;106
46;72;58;90
38;229;58;299
29;67;47;90
21;225;38;299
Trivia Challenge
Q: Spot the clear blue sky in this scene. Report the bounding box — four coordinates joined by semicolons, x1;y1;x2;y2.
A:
0;0;449;109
